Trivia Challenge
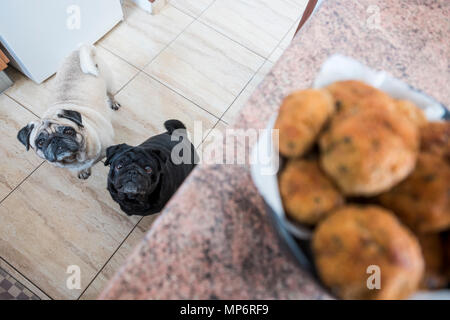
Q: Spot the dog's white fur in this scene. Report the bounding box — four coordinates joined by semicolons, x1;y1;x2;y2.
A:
26;44;118;179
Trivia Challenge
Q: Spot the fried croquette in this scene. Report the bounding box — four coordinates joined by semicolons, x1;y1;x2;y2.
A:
275;89;335;158
420;121;450;158
279;159;344;225
312;205;424;300
326;80;392;114
394;100;427;128
378;152;450;233
320;108;419;196
327;81;426;128
417;233;448;289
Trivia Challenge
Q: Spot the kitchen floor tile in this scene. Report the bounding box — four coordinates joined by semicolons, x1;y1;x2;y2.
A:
0;162;140;299
5;67;54;118
146;21;264;118
199;0;306;58
170;0;213;18
112;72;218;147
99;0;193;69
79;214;159;299
0;95;42;202
222;61;274;124
96;46;140;95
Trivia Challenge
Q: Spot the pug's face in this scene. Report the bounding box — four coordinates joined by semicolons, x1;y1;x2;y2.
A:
17;109;85;166
105;144;163;210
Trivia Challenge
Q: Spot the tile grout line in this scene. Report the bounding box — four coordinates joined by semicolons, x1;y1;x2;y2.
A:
218;15;303;125
98;42;142;71
191;7;303;167
216;58;268;123
140;70;220;120
198;117;222;147
0;162;49;298
138;1;216;72
195;19;269;61
0;256;53;300
169;1;211;20
107;0;265;124
0;160;46;298
112;69;143;97
0;161;45;205
4;93;41;119
107;2;211;97
200;1;300;125
77;216;144;300
104;2;222;120
193;0;272;60
195;0;303;62
140;3;201;72
266;17;301;63
98;4;189;96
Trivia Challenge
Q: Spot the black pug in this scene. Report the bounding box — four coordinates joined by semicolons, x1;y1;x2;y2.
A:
105;120;198;216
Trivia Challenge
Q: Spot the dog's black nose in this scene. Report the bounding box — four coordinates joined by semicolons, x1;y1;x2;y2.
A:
127;169;138;177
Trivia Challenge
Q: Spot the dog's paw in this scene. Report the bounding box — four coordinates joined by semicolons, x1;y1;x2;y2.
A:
107;93;121;111
77;168;91;180
110;101;121;111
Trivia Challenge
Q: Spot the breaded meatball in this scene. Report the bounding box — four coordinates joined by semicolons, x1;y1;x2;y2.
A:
394;100;427;128
275;89;335;158
313;205;424;300
279;159;344;225
327;81;426;128
320;108;419;196
417;233;447;289
378;152;450;233
326;80;392;114
329;92;397;126
420;121;450;158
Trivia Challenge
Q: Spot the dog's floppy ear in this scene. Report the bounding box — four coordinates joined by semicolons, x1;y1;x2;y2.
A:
17;123;35;151
105;144;131;166
58;109;84;128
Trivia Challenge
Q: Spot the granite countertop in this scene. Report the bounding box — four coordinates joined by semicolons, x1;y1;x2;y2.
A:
100;0;449;299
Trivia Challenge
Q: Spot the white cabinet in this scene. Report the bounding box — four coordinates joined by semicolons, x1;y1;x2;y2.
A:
0;0;123;83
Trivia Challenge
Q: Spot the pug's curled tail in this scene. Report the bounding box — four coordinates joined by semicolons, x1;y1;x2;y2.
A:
79;44;99;77
164;119;186;134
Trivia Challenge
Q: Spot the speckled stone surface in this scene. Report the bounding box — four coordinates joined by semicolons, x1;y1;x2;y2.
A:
100;0;449;299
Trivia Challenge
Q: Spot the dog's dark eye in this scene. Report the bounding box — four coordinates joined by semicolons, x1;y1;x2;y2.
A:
116;163;123;170
64;128;76;136
37;139;45;148
144;166;152;174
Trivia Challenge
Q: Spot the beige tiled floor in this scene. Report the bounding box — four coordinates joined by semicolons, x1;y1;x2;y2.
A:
146;21;265;117
199;0;305;58
0;0;306;299
171;0;214;18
